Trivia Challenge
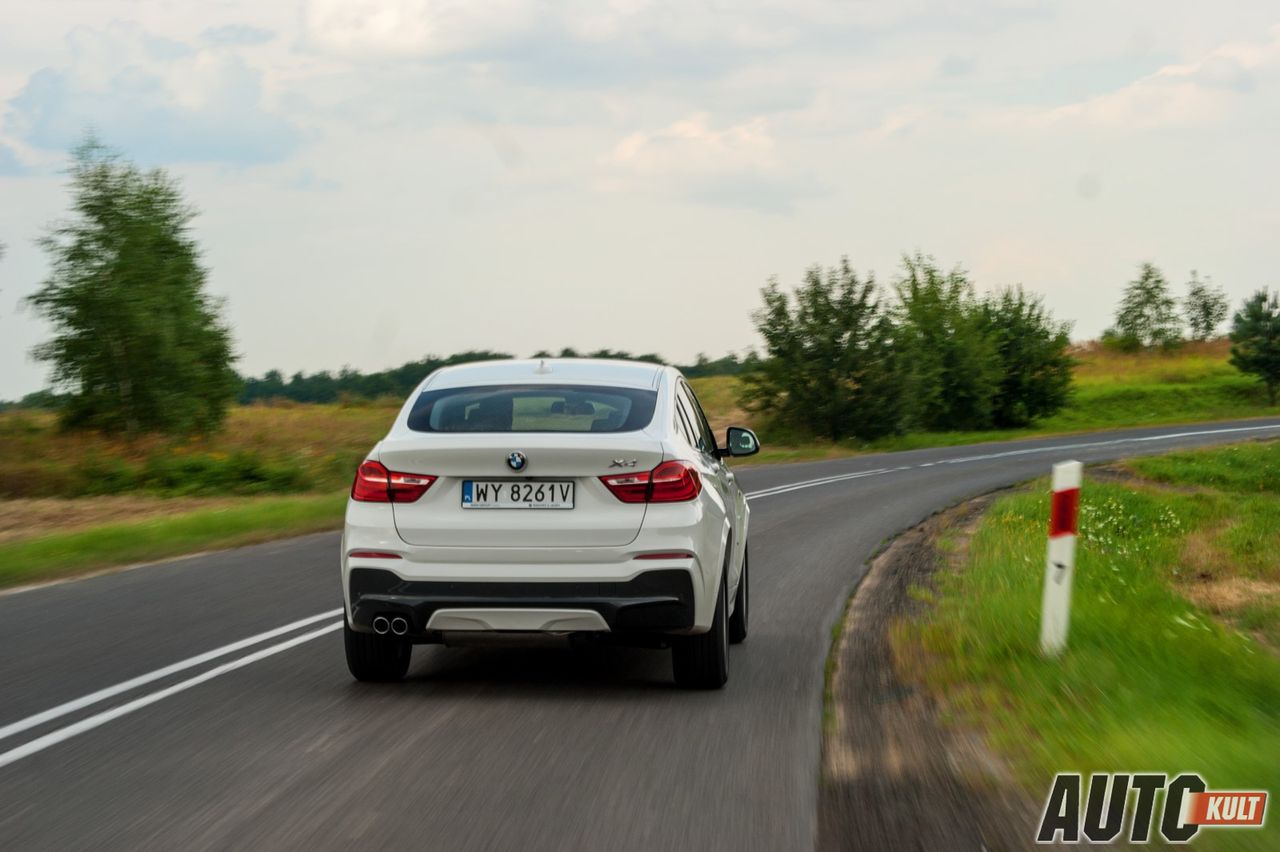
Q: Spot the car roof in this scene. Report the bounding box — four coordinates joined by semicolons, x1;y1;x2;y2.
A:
422;358;667;391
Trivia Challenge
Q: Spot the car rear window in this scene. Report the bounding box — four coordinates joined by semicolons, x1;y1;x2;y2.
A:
406;384;658;433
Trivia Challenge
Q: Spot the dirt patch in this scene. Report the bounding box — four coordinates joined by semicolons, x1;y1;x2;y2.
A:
0;496;245;544
1179;525;1230;579
818;497;1043;851
1173;524;1279;651
1185;577;1280;613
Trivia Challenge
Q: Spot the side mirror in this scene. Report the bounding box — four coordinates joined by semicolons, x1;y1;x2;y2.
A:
723;426;760;458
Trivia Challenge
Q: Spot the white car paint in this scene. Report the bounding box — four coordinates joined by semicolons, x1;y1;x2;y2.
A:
341;359;750;637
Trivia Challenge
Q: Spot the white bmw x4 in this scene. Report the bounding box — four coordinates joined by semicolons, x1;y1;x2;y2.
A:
341;358;760;689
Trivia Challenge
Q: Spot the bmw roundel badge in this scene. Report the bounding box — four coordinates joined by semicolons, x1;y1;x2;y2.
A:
507;451;527;472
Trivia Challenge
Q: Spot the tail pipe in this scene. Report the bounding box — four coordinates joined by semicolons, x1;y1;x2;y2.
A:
372;615;390;635
390;616;409;636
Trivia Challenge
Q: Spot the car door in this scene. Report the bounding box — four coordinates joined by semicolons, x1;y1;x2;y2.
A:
676;381;740;590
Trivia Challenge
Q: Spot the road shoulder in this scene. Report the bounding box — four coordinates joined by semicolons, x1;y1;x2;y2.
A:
818;495;1039;851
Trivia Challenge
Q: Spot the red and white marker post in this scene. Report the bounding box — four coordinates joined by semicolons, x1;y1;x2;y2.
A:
1040;460;1082;657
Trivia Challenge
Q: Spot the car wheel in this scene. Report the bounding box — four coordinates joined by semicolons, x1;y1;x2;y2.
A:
728;545;748;645
672;568;729;689
344;616;411;682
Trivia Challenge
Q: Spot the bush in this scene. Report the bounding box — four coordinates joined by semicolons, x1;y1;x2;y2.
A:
892;255;1000;431
978;287;1074;427
740;258;901;441
741;254;1075;440
1229;289;1280;405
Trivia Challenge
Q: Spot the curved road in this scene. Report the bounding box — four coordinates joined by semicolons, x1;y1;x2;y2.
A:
2;419;1278;850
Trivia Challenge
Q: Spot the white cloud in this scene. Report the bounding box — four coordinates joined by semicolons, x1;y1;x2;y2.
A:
0;141;25;174
607;113;775;175
4;1;1280;398
1023;26;1280;130
201;25;275;47
598;112;819;213
5;21;299;164
302;0;537;57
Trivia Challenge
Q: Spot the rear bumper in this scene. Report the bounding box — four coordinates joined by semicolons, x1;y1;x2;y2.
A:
348;567;696;637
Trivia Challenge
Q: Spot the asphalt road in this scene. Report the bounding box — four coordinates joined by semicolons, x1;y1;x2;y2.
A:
2;419;1278;851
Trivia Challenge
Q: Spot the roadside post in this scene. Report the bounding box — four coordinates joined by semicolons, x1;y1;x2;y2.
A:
1040;460;1082;657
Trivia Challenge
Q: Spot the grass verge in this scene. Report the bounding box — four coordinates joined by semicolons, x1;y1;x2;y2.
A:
0;492;346;589
895;440;1280;851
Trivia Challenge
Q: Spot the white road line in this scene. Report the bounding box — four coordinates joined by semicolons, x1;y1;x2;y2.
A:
0;608;343;744
742;423;1280;501
0;621;343;771
929;423;1280;466
747;468;892;501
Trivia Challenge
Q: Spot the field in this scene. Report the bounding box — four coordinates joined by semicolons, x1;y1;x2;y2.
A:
0;341;1276;586
895;440;1280;851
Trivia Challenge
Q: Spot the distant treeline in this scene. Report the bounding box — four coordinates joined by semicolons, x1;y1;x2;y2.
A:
1;349;757;411
234;349;758;405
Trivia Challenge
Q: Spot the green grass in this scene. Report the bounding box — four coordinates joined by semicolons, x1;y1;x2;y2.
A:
862;371;1274;453
1128;441;1280;495
897;441;1280;851
0;492;347;588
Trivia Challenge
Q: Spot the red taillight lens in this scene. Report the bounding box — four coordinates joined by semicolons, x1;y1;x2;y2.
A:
599;470;651;503
352;461;390;501
649;460;701;502
599;461;701;504
351;460;436;503
388;471;437;502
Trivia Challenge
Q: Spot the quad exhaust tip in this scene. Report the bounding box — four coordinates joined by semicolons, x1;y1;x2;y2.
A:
390;617;409;636
372;616;390;635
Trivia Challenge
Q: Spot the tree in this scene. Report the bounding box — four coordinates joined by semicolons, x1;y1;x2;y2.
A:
977;287;1074;427
26;137;237;434
1184;270;1229;341
892;254;1001;431
679;351;751;377
741;258;900;440
1229;289;1280;405
1102;262;1182;351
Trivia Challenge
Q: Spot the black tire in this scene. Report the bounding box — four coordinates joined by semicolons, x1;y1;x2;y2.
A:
728;545;748;645
672;568;729;689
344;617;411;682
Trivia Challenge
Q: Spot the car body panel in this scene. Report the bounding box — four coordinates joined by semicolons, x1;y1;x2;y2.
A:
378;432;664;547
342;359;750;638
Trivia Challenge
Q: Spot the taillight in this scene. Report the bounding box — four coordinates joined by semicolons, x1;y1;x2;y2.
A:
598;470;651;503
351;460;437;503
649;460;702;502
600;460;701;503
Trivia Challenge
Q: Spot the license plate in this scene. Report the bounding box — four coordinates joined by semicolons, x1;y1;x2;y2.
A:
462;480;575;509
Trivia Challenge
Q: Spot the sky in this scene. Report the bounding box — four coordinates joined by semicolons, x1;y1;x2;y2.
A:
0;1;1277;399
